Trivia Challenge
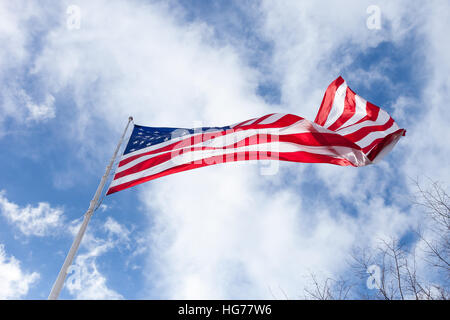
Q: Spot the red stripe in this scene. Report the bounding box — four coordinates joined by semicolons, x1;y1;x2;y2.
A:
354;101;380;125
337;100;380;132
106;150;354;195
366;129;405;161
365;101;380;120
234;114;302;130
278;132;361;149
344;117;394;143
233;118;256;128
314;76;345;126
119;129;231;167
362;128;405;155
233;113;274;128
327;86;356;131
114;130;363;179
251;114;274;125
119;114;303;167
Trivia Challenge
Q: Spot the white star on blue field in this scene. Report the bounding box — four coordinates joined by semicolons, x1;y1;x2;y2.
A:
0;0;448;299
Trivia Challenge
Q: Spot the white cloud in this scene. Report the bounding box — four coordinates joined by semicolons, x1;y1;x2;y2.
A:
0;1;29;71
65;216;130;299
0;191;64;237
65;258;123;300
139;163;417;299
0;1;56;130
257;0;420;118
31;0;268;148
400;2;450;184
21;90;56;122
103;216;130;245
0;244;40;299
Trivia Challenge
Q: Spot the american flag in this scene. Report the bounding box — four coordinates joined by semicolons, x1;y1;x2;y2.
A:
106;76;405;195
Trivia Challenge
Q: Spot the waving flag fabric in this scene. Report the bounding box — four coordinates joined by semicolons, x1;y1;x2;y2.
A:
106;76;405;195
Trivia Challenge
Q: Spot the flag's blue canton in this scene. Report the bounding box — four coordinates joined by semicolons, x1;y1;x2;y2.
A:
124;124;231;155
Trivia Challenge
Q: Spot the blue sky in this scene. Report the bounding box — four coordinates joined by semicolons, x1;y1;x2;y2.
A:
0;0;449;299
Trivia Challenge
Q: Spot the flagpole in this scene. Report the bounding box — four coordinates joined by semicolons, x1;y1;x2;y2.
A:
48;116;133;300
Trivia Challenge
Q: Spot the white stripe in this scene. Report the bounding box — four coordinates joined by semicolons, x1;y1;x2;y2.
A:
245;117;263;126
117;120;320;173
324;82;347;128
355;122;399;149
118;118;344;173
119;118;316;168
117;128;265;173
336;109;390;136
370;133;403;163
124;114;300;160
332;146;371;167
110;141;368;188
258;113;286;125
339;94;368;128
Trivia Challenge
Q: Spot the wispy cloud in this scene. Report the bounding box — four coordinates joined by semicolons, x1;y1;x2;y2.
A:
20;90;56;122
0;191;64;237
64;216;132;299
0;1;56;131
0;244;39;299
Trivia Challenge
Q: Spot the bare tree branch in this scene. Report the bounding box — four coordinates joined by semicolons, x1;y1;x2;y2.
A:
301;179;449;300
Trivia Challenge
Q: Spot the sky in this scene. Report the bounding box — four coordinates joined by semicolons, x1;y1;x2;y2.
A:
0;0;449;299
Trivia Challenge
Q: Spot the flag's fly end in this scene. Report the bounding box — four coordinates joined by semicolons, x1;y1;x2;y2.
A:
314;76;405;162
